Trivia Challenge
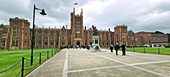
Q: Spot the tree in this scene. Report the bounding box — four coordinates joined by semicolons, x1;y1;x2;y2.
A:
153;31;164;34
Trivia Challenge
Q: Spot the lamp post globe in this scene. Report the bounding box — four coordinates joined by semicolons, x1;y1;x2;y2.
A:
40;9;47;16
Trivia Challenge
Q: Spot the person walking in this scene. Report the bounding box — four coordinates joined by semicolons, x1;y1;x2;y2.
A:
110;45;114;52
87;45;90;50
121;43;126;55
114;43;120;55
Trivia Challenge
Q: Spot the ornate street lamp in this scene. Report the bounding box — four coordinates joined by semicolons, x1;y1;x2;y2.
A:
31;4;47;65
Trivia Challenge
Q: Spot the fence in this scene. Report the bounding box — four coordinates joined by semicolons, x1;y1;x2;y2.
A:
0;49;60;77
128;47;163;54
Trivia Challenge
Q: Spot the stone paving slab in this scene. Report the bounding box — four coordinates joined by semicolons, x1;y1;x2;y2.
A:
68;50;122;71
91;51;160;64
26;48;170;77
137;62;170;76
26;50;66;77
68;66;161;77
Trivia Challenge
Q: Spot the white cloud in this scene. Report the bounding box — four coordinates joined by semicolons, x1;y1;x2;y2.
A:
0;0;170;33
35;14;67;28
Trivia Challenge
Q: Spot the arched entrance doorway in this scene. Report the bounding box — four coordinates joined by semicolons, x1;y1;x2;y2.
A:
77;41;80;46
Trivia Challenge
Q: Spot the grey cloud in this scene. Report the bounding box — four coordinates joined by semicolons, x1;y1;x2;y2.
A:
0;0;170;33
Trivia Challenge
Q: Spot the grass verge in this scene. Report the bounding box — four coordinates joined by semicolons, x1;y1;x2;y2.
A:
0;48;56;52
126;48;170;55
0;49;60;77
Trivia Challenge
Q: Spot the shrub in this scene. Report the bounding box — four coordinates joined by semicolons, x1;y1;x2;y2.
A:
165;46;170;48
60;47;64;49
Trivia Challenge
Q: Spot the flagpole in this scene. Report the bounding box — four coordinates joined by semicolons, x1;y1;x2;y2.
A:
74;3;78;14
77;4;78;15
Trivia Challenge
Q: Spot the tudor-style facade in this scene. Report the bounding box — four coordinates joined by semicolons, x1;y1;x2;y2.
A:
0;8;169;49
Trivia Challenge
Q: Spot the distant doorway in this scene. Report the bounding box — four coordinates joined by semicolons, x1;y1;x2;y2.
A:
77;41;80;46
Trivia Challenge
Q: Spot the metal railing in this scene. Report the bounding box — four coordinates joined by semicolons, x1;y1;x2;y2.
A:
128;47;163;54
0;49;60;77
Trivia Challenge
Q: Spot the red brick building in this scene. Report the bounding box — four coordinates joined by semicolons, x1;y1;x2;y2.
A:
114;25;129;46
135;32;169;46
135;32;151;45
0;8;169;49
128;30;136;46
0;17;30;49
0;24;9;49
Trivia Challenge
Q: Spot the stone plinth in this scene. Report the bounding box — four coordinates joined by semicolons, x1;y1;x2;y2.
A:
91;36;100;51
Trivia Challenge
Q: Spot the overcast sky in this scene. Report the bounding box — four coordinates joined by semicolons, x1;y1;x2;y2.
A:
0;0;170;33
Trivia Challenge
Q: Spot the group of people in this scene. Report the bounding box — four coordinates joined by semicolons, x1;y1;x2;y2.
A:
110;43;126;56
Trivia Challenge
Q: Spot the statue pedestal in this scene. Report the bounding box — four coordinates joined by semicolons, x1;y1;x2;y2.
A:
91;36;100;51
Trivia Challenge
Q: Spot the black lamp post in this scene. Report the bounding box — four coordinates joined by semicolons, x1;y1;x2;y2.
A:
31;4;47;65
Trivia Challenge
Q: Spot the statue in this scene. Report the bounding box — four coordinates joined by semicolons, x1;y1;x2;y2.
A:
91;25;101;51
92;25;98;36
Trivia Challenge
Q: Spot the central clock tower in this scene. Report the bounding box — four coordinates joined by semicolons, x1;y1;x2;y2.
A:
71;8;84;46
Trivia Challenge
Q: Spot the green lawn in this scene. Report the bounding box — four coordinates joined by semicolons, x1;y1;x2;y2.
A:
0;48;56;51
0;49;60;77
126;48;170;55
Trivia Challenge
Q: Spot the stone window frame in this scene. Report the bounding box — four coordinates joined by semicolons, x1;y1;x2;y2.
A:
12;41;15;46
56;32;59;40
25;33;28;39
51;42;54;45
62;42;65;45
102;34;105;40
12;40;18;46
44;33;48;39
123;29;125;32
56;42;58;45
44;42;48;45
51;32;54;40
85;42;87;45
75;33;81;38
62;32;65;39
13;31;19;38
84;34;86;39
69;33;72;40
38;32;42;40
107;42;109;46
75;26;81;31
106;34;109;40
16;41;18;46
102;42;105;45
117;36;119;40
38;42;41;46
14;23;18;27
76;19;81;25
1;41;5;46
2;32;7;37
111;41;113;44
24;41;27;46
89;33;93;40
68;42;71;45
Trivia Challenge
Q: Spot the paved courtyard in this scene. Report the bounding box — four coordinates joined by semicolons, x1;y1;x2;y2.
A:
26;48;170;77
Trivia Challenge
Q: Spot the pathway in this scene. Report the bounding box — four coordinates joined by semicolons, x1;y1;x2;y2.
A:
26;48;170;77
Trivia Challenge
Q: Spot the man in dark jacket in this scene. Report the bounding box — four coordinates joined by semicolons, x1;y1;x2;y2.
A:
114;43;120;55
87;45;90;50
121;43;126;55
110;45;114;52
